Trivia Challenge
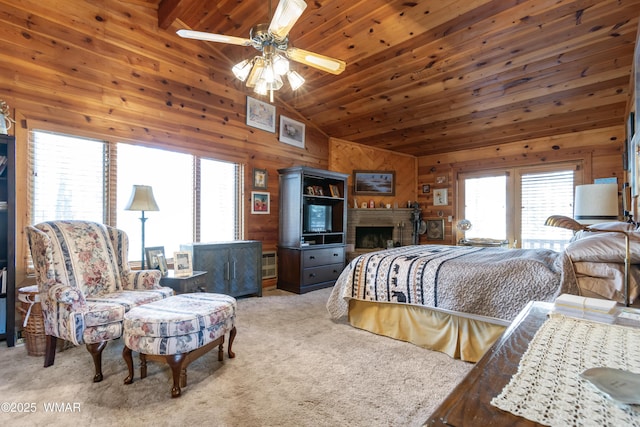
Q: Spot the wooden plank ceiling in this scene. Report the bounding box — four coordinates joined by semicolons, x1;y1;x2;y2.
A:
153;0;639;157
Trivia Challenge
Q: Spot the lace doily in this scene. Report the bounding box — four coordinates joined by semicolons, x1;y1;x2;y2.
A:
491;315;640;426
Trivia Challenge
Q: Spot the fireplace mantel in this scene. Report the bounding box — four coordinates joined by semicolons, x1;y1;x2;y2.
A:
347;208;414;256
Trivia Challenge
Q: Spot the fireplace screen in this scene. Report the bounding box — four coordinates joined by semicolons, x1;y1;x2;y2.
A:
355;226;394;249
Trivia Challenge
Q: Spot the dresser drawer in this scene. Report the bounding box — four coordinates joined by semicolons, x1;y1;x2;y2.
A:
301;263;344;286
302;247;345;268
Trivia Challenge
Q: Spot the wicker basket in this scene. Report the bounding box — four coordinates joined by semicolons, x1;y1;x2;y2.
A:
18;285;46;356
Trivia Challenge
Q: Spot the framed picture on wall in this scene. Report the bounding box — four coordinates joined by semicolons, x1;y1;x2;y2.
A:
253;168;268;189
433;188;448;206
279;115;305;148
246;96;276;133
426;219;445;240
251;191;270;214
353;170;395;196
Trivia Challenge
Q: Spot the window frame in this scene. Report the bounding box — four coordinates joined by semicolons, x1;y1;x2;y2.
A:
456;161;584;248
27;128;244;268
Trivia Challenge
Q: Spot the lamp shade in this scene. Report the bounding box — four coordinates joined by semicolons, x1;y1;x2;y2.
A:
574;183;618;225
125;185;159;212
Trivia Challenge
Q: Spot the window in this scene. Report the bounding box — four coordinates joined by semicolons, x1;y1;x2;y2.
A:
29;130;242;265
519;170;575;250
457;163;580;249
30;131;107;224
117;144;194;260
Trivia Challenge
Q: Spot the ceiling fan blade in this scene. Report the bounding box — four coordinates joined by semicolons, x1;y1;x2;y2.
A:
176;29;253;47
268;0;307;41
286;47;346;75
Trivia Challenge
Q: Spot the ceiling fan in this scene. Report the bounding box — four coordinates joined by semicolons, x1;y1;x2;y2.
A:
176;0;346;102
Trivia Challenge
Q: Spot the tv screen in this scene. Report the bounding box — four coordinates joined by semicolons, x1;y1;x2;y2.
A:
304;204;332;233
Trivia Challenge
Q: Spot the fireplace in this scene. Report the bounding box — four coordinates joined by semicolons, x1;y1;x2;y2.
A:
346;208;414;260
355;226;394;249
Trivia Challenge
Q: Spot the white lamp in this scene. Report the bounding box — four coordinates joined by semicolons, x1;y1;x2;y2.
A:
574;183;618;225
125;185;159;269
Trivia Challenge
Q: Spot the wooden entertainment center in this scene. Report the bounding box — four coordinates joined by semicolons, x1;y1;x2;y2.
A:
277;166;348;294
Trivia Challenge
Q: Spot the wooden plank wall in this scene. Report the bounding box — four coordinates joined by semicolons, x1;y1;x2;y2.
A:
328;138;417;209
418;126;626;245
0;0;329;286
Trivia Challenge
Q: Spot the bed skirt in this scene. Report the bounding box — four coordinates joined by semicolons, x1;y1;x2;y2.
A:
348;299;508;362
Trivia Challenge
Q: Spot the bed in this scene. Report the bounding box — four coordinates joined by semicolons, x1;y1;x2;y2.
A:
327;223;639;362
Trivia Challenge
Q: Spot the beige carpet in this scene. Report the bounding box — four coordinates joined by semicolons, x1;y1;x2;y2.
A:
0;288;473;427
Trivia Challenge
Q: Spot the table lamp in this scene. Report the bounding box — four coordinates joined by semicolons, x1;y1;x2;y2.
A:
125;185;159;269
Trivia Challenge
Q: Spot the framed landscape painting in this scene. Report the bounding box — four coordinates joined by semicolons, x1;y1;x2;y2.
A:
246;96;276;133
353;170;395;196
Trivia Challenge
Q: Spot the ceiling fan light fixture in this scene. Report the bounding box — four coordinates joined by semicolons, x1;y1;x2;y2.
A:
268;0;308;41
287;70;305;90
246;57;265;87
232;59;253;81
273;55;290;75
254;79;268;96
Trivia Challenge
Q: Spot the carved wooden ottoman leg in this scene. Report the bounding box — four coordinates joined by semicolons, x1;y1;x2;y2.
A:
166;353;187;398
123;346;134;385
228;326;237;358
217;336;224;362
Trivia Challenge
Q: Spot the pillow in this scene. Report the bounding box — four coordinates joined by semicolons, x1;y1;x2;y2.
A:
566;231;640;263
571;221;638;242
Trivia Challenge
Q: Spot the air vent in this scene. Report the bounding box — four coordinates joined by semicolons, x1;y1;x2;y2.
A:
262;251;277;279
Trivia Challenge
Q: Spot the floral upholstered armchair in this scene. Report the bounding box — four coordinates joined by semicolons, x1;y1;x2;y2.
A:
26;220;174;382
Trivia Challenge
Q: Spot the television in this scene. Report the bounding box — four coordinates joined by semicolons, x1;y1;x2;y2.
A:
304;204;332;233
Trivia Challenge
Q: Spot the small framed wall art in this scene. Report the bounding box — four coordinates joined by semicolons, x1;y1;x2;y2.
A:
433;188;448;206
246;96;276;133
253;168;268;189
251;191;270;214
279;115;305;148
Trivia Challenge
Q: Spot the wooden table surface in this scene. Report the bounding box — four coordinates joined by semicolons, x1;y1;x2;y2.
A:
426;301;551;426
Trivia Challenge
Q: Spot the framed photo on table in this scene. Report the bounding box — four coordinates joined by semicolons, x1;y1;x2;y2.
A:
173;251;192;277
145;246;165;270
246;96;276;133
156;254;168;276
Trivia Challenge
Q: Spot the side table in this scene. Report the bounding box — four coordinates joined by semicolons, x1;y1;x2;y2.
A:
160;270;208;294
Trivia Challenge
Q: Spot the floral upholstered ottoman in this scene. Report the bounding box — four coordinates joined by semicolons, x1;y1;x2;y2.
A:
122;293;237;397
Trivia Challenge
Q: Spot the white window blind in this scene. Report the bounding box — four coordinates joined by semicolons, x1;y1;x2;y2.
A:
521;170;574;250
30;130;107;224
200;158;242;242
